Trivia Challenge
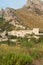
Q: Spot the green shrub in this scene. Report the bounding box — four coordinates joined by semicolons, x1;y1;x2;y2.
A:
0;52;32;65
0;41;16;46
8;35;17;39
17;37;35;47
31;49;42;59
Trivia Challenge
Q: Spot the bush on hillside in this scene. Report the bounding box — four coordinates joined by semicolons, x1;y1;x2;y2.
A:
0;52;32;65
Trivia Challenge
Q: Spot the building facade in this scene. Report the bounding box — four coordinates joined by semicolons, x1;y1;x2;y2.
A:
8;28;39;37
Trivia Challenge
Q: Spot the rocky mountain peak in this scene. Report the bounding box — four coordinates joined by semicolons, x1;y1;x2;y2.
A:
24;0;43;14
0;8;17;21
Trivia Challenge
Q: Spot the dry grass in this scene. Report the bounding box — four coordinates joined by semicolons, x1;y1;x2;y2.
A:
13;8;43;32
0;41;43;65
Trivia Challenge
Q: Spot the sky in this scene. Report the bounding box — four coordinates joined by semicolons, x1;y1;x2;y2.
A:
0;0;43;9
0;0;27;9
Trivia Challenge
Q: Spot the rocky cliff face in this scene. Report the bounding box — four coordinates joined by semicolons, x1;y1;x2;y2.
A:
0;8;25;31
24;0;43;14
0;8;21;24
0;8;17;21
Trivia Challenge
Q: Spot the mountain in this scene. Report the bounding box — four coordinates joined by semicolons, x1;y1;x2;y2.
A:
0;8;26;31
24;0;43;14
0;0;43;32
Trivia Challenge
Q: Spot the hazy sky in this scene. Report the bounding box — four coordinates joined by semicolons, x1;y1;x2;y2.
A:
0;0;27;9
0;0;43;9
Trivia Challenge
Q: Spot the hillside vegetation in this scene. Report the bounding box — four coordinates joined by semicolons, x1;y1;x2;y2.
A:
0;35;43;65
16;8;43;32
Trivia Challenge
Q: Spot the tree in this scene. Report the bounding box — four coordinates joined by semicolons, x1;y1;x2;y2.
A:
5;32;11;45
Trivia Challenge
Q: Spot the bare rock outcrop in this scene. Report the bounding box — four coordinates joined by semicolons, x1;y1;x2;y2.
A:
24;0;43;14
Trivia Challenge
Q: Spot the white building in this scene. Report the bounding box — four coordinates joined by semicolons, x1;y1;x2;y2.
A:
8;28;39;37
33;28;39;35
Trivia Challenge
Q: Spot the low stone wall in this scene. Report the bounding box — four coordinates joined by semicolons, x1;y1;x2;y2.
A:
0;38;8;42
